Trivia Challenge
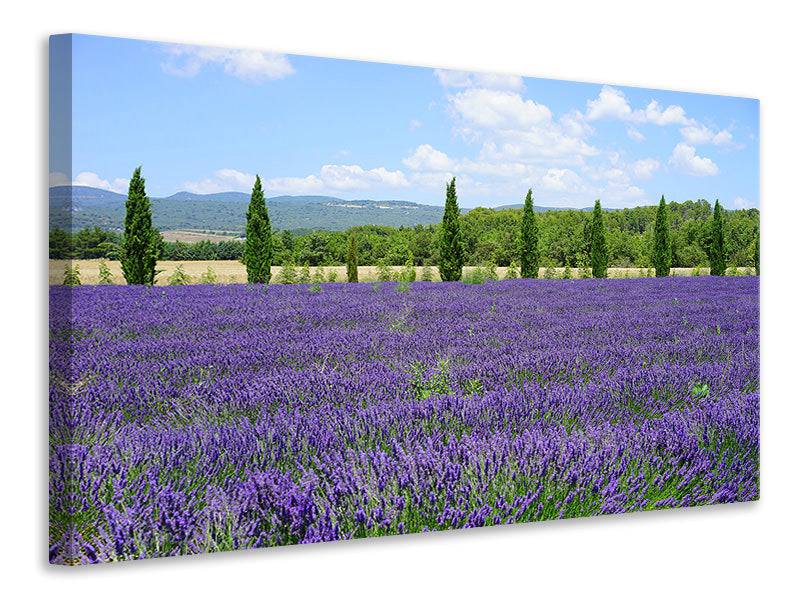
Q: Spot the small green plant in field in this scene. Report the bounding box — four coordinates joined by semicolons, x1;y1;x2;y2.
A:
579;261;592;279
199;266;218;284
505;261;520;280
726;266;741;277
647;267;654;278
691;265;701;277
308;281;322;293
63;264;81;286
395;281;411;293
97;260;114;284
691;382;710;399
563;264;572;279
400;253;416;283
278;262;297;284
327;270;338;283
168;265;192;285
298;263;311;284
376;259;393;282
421;265;434;282
544;265;557;279
312;266;325;284
409;359;452;400
371;282;382;292
463;264;496;284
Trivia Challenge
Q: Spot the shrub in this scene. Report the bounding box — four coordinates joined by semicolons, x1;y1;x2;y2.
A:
298;263;311;284
400;253;417;283
421;265;434;282
563;264;572;279
395;281;411;293
376;259;393;282
278;262;297;284
691;265;701;277
505;261;520;280
98;260;114;285
313;266;325;284
544;266;557;279
63;264;81;286
327;270;338;283
199;266;218;284
168;264;192;285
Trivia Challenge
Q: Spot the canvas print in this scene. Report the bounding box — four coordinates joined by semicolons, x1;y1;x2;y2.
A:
49;34;760;565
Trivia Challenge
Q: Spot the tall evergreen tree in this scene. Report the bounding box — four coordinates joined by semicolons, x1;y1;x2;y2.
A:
244;175;273;283
520;188;540;278
652;195;671;277
438;178;464;281
346;232;359;283
754;230;760;275
590;199;608;278
121;167;161;285
709;199;726;276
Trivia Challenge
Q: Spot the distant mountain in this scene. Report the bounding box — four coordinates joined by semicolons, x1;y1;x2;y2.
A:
50;186;601;232
49;186;450;232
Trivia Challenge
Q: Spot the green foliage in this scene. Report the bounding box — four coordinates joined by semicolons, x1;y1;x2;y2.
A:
121;167;162;285
506;260;520;280
421;265;434;282
346;233;359;283
278;261;297;284
520;189;540;278
376;258;393;282
395;281;411;293
652;195;671;277
563;264;572;279
709;200;726;276
312;266;325;284
691;382;710;399
167;264;192;285
243;175;273;283
98;260;114;285
198;266;218;284
590;199;608;278
298;263;311;284
754;230;760;275
400;252;416;282
438;178;464;281
462;264;497;285
62;263;81;286
308;281;322;293
327;270;338;283
544;265;557;279
691;265;701;277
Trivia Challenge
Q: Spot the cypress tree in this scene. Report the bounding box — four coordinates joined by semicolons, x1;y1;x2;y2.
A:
520;188;540;278
121;167;161;285
709;199;726;276
652;195;671;277
754;230;760;275
590;199;608;278
346;232;359;283
438;177;464;281
244;175;273;283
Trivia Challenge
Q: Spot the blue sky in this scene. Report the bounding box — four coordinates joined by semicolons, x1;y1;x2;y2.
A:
50;34;759;209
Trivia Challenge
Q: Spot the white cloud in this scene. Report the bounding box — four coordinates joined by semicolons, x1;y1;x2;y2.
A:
668;143;719;176
161;44;294;82
449;88;552;129
72;171;129;194
585;86;690;126
434;69;524;91
403;144;454;171
409;119;423;131
681;124;734;146
630;158;660;179
627;127;646;142
733;196;752;209
186;165;409;196
541;168;583;192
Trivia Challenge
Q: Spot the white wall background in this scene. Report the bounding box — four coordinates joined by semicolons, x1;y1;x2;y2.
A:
2;1;797;597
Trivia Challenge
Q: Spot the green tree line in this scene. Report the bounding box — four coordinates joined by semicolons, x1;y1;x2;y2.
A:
52;198;759;269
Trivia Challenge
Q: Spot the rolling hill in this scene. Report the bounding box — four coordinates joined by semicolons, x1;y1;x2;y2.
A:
49;186;593;232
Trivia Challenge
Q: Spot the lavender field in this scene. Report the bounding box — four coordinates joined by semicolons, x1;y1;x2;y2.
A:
49;277;759;564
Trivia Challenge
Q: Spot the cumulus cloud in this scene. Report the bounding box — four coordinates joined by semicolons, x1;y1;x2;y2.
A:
668;143;719;176
449;88;552;129
630;158;660;180
72;171;130;194
434;69;524;91
161;44;294;82
681;124;734;146
403;144;454;171
184;165;409;196
585;85;690;126
733;196;753;209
